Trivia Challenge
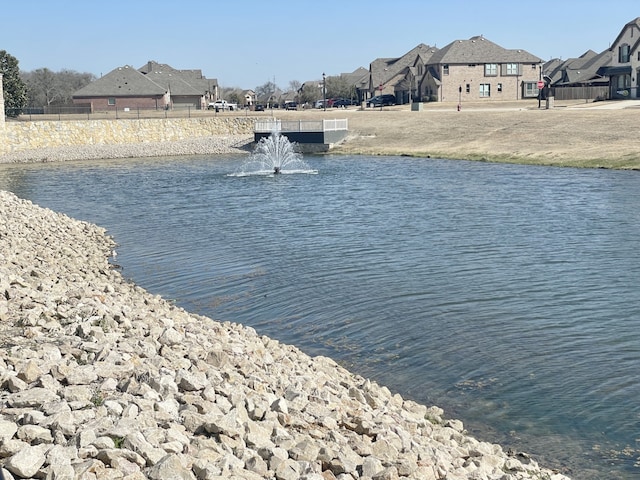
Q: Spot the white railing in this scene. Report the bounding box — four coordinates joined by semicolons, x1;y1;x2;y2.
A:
322;119;348;131
254;119;348;133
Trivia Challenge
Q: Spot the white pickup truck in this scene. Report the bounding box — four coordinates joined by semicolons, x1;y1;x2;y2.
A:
208;100;238;111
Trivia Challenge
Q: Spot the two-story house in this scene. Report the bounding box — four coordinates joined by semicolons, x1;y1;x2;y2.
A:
422;36;542;103
597;17;640;99
368;43;438;103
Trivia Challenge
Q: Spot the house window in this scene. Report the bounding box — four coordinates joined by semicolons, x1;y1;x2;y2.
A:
443;64;449;75
504;63;519;75
485;64;498;76
108;98;116;106
479;84;490;97
524;82;539;97
616;75;631;88
619;44;631;63
466;84;470;93
497;83;503;92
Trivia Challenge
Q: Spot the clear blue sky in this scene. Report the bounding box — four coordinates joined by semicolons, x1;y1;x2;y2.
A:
2;0;637;90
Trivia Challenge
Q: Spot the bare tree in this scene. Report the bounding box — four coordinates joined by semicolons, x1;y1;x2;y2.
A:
255;80;277;104
325;75;356;101
22;68;95;107
288;80;302;93
57;69;95;104
22;68;57;106
299;82;321;105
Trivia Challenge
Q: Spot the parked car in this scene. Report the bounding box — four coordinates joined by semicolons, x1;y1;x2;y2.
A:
254;104;265;111
207;100;238;111
367;94;396;107
315;99;329;109
332;98;357;108
284;102;298;110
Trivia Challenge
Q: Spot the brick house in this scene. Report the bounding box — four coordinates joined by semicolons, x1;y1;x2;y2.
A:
72;61;217;111
597;17;640;99
368;43;439;103
422;36;542;103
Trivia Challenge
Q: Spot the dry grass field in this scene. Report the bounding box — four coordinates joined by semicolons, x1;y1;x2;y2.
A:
272;100;640;169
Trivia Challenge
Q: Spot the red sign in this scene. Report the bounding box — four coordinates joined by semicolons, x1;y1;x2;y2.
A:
537;80;544;89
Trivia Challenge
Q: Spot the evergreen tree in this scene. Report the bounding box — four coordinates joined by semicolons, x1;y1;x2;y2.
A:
0;50;28;117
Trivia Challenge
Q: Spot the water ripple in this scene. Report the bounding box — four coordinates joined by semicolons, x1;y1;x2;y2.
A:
2;155;640;478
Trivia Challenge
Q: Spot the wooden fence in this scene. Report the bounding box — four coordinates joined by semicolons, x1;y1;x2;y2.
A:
551;86;609;101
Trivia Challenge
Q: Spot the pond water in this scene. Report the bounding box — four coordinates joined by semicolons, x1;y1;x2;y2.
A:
1;153;639;479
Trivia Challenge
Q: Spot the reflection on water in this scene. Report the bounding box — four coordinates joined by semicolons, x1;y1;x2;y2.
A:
1;155;639;479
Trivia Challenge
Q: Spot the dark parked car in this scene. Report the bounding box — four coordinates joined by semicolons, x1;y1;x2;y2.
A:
284;102;298;110
367;94;396;107
332;98;357;108
254;104;265;111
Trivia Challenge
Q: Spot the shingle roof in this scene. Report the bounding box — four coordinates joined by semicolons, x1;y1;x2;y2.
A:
609;17;640;51
428;36;541;64
73;65;166;97
341;67;369;88
138;61;216;96
543;49;610;85
370;43;438;88
73;61;219;99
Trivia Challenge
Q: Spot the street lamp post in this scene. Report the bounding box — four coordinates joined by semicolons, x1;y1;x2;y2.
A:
322;72;326;112
538;65;542;109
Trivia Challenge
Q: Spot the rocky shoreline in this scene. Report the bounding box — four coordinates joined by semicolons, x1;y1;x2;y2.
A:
0;189;570;479
0;136;253;163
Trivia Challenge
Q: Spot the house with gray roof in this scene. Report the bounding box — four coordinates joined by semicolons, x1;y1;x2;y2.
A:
72;61;218;111
544;50;610;101
422;36;542;103
138;61;218;108
597;17;640;99
368;43;438;103
341;67;369;103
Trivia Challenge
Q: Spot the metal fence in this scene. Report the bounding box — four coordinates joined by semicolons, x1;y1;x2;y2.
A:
4;105;264;121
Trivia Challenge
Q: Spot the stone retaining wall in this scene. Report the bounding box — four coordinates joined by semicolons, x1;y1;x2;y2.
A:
0;114;347;163
0;117;256;156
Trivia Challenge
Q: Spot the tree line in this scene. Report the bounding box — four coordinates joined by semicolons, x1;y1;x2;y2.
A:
1;50;95;117
251;76;359;106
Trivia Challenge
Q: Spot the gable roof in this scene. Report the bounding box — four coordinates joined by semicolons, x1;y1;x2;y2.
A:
370;43;438;88
609;17;640;51
73;65;166;97
73;61;219;99
341;67;369;88
544;49;610;85
428;36;541;64
139;61;217;96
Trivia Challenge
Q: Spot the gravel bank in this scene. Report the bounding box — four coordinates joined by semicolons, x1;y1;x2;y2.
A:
0;190;571;479
0;135;253;163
